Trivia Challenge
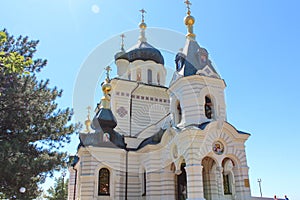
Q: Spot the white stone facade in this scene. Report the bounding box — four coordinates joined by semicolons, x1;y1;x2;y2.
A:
68;7;254;200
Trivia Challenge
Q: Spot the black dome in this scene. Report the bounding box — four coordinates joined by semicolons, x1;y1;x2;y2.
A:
115;41;164;65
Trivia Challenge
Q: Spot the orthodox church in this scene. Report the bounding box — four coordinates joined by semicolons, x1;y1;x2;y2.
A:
68;2;254;200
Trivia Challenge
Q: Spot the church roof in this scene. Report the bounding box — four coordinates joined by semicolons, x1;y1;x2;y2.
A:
182;121;251;136
115;41;164;65
79;129;126;149
175;39;219;78
92;108;117;129
136;128;166;150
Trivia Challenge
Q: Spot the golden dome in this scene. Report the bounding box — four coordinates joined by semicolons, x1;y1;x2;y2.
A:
102;81;112;94
184;15;195;26
85;118;91;128
139;22;147;29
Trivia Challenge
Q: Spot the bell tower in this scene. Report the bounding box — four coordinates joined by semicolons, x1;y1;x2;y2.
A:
169;1;226;127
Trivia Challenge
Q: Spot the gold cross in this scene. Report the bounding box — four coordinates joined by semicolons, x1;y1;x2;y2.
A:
86;106;91;120
104;66;112;80
120;34;125;50
184;0;192;14
139;9;146;22
87;106;91;115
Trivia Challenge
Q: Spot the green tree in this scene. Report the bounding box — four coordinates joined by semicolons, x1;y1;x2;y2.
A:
0;30;79;199
44;176;68;200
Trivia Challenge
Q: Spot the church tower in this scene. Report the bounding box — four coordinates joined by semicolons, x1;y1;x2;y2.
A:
167;1;252;200
68;2;253;200
169;1;225;128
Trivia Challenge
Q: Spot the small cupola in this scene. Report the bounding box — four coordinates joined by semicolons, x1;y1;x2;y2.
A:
93;66;117;129
173;0;220;79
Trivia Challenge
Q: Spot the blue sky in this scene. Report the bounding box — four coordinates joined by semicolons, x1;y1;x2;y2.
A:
1;0;300;199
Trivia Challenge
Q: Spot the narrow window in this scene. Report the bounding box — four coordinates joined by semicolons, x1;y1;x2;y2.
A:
176;101;182;125
157;73;160;85
128;72;131;80
142;171;146;196
137;69;141;81
205;96;213;119
147;69;152;84
200;55;207;63
98;168;110;195
103;133;110;142
223;174;232;195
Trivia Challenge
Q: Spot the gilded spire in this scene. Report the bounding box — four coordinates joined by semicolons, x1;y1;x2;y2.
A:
100;66;112;109
120;34;125;52
84;106;91;132
184;0;196;39
138;9;147;42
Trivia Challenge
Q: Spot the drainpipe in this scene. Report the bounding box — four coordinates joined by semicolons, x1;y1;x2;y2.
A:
125;148;128;200
73;167;77;200
129;83;140;137
125;82;139;199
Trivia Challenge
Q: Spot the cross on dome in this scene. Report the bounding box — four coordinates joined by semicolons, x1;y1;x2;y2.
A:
120;34;125;51
184;0;192;15
138;9;147;41
87;106;91;116
183;0;196;39
104;66;112;80
139;9;146;22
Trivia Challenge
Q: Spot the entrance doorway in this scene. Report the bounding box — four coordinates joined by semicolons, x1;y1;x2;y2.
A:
202;157;217;200
177;162;187;200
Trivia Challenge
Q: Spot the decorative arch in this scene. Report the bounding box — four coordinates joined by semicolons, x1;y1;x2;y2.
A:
202;156;218;200
196;121;249;168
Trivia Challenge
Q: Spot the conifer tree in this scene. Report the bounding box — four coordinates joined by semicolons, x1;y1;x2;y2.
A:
0;30;78;199
44;176;68;200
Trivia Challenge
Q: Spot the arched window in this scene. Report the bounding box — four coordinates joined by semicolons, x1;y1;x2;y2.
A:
98;168;110;195
205;96;213;119
157;73;160;85
200;55;207;63
222;159;234;195
223;174;231;195
128;72;131;80
137;69;141;81
176;100;182;125
147;69;152;84
103;133;110;142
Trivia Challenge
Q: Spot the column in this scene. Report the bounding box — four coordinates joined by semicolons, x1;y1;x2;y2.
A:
216;166;223;199
232;166;251;200
147;170;163;200
185;164;205;200
67;167;77;200
160;166;176;199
